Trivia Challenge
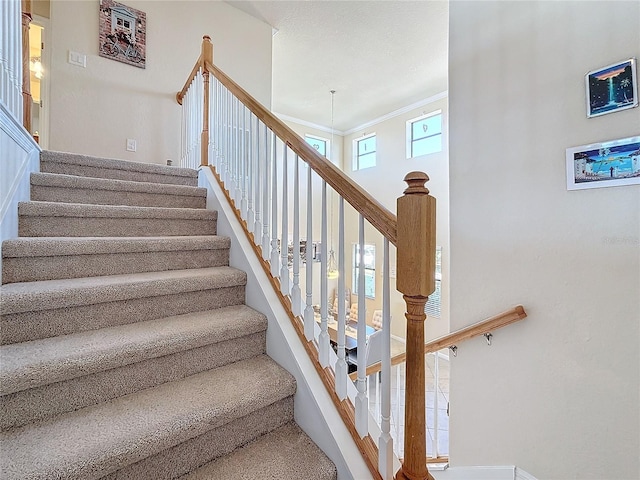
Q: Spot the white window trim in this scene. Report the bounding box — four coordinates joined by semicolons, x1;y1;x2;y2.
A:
352;132;377;171
406;109;442;159
305;134;330;160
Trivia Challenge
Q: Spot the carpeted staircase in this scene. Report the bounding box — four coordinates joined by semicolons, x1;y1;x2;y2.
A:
0;151;337;479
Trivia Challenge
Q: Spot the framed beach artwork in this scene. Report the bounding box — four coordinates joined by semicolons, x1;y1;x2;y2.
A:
585;59;637;118
566;136;640;190
99;0;146;68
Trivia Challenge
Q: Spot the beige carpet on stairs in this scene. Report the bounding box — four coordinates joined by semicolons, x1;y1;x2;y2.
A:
0;151;337;479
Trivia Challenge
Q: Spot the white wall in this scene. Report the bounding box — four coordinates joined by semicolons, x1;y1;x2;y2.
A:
448;2;639;479
343;97;450;340
0;103;41;282
48;0;272;164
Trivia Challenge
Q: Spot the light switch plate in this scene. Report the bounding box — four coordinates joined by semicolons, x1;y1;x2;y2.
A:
68;50;86;67
126;139;137;152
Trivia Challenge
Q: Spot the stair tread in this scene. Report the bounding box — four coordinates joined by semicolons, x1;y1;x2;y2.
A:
41;151;197;180
2;236;230;258
0;355;296;480
181;422;336;480
0;305;266;396
18;201;217;219
31;172;207;197
0;266;246;315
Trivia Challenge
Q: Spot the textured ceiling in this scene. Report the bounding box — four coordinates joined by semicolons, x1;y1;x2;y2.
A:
226;1;449;132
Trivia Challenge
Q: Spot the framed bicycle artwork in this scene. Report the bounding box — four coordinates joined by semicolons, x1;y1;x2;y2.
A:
99;0;146;69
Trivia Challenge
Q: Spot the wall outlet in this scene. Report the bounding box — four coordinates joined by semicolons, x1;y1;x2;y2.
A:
68;50;86;67
126;139;137;152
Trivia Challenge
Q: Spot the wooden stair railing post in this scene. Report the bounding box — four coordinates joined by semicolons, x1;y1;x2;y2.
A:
396;171;436;480
200;35;213;167
21;0;32;134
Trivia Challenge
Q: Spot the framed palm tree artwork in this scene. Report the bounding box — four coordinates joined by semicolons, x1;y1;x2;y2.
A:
585;59;637;118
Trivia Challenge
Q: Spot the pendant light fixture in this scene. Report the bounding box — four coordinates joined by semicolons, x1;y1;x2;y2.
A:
327;89;339;280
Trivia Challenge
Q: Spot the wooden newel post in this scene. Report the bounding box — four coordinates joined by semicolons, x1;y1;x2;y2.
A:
396;171;436;480
200;35;214;167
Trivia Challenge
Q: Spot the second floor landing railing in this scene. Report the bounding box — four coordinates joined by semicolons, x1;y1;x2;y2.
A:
177;36;435;480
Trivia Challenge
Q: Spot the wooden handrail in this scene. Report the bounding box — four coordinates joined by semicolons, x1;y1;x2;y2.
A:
202;59;398;246
176;57;202;105
348;305;528;381
424;305;527;353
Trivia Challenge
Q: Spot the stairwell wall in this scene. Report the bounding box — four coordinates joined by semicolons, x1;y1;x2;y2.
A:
448;2;639;479
48;0;272;165
199;167;372;480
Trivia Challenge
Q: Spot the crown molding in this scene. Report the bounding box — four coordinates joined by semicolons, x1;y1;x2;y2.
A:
343;91;448;136
274;112;345;136
275;91;448;137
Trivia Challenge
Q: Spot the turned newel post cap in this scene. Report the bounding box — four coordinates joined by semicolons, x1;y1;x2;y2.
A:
403;171;430;195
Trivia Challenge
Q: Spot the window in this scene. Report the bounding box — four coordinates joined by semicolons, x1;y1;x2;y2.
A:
305;134;328;158
353;244;375;298
425;246;442;318
353;134;376;170
407;111;442;158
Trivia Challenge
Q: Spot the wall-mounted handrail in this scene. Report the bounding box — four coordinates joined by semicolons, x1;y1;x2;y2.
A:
424;305;527;354
348;305;528;380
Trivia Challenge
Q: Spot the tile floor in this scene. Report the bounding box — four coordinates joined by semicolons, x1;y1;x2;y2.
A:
367;350;450;459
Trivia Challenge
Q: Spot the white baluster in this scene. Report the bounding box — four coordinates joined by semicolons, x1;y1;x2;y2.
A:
270;132;279;276
220;88;227;184
235;98;242;205
303;165;314;341
335;196;347;400
280;145;290;294
209;79;215;167
231;96;238;198
355;214;368;437
246;112;255;231
253;117;258;240
433;350;440;459
240;105;248;217
261;125;270;260
318;180;330;368
291;155;302;316
379;238;393;479
215;80;222;171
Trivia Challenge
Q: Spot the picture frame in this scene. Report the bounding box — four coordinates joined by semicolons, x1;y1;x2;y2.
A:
566;136;640;190
585;59;637;118
99;0;146;69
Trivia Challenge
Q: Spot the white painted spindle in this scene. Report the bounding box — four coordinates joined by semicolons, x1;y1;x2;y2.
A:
432;350;440;459
254;118;262;240
246;112;255;231
291;155;302;316
303;166;314;341
261;124;270;260
335;196;347;400
280;145;290;294
240;105;248;217
379;237;393;479
318;180;330;368
270;132;279;276
355;214;368;437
